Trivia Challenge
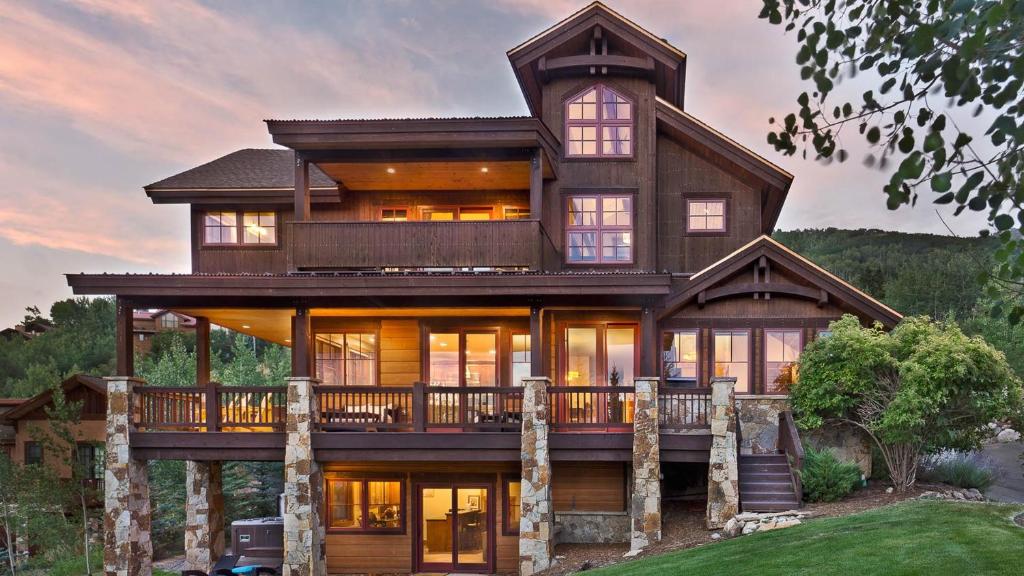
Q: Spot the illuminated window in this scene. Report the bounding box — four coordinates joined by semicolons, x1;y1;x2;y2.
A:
315;333;377;386
458;208;492;221
663;331;698;385
503;477;521;535
566;195;632;263
327;478;403;532
566;85;633;157
713;330;750;393
687;200;726;232
380;208;408;222
422;208;456;221
243;212;276;244
511;333;531;386
428;331;498;387
765;329;802;394
204;211;238;244
503;207;531;220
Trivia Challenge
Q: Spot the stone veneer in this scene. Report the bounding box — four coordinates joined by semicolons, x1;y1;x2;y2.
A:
629;377;661;551
805;424;872;476
103;377;152;576
735;396;790;454
283;377;325;576
555;511;630;544
519;376;554;576
185;461;225;572
706;377;739;529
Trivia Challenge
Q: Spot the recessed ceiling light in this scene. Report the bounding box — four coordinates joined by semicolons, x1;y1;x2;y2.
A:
386;167;396;174
241;324;251;329
480;166;489;173
285;338;291;343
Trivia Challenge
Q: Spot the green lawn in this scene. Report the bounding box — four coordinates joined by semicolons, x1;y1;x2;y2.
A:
588;500;1024;576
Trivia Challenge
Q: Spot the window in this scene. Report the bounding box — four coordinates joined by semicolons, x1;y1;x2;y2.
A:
511;333;531;387
160;314;179;329
458;208;492;221
817;329;833;339
503;477;521;535
562;325;636;386
204;211;238;244
565;85;633;157
428;331;497;387
76;443;105;480
203;211;277;245
315;332;377;386
24;441;42;465
765;329;802;394
503;207;530;220
687;200;726;232
713;330;750;393
243;212;277;244
566;195;633;264
380;208;408;222
663;331;698;385
327;478;403;533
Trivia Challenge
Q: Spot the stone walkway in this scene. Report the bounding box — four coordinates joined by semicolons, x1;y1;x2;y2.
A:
982;440;1024;503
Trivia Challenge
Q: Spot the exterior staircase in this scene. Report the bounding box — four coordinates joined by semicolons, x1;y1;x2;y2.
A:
739;452;801;512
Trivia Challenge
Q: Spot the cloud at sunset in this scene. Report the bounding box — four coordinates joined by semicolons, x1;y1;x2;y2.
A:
0;0;993;327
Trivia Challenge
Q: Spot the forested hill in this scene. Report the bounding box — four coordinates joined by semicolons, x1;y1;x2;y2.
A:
773;228;998;321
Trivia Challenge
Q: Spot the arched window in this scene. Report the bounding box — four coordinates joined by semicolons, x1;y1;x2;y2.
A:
565;85;633;157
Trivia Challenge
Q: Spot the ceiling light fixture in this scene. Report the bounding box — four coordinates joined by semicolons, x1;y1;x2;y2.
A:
480;166;489;173
386;167;396;174
241;324;251;329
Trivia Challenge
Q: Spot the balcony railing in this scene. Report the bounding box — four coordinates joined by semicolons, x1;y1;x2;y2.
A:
288;219;556;271
131;383;711;434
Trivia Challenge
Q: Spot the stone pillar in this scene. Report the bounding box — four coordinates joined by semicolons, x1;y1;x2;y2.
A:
283;377;325;576
629;377;661;552
519;377;554;576
706;377;739;529
103;377;152;576
185;461;225;572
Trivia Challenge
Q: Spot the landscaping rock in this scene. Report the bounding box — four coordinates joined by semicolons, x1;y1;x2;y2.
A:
997;429;1021;443
723;517;743;538
741;522;759;535
918;488;986;502
710;532;722;540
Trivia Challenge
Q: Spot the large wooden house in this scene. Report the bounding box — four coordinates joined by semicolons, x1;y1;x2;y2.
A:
68;3;900;575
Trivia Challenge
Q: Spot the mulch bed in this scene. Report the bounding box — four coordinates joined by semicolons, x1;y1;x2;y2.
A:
543;483;932;575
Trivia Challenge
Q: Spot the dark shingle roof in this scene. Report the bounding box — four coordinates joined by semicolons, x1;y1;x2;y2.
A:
145;149;334;190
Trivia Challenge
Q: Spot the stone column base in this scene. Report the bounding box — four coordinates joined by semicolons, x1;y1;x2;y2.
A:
519;376;554;576
630;377;661;551
185;461;225;572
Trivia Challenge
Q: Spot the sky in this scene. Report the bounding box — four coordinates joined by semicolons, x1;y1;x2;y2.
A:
0;0;993;328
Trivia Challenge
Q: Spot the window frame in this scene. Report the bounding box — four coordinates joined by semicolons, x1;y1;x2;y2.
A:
314;330;381;387
564;84;635;159
764;328;803;395
378;206;410;222
510;331;532;387
502;206;531;220
501;474;521;536
685;198;728;234
661;330;700;386
76;442;105;480
712;329;751;394
564;194;635;265
24;441;42;465
425;328;502;387
200;210;280;248
418;205;495;222
325;475;406;535
557;322;640;387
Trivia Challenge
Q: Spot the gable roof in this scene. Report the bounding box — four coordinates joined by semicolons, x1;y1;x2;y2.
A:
145;149;337;205
655;98;792;233
2;374;107;422
508;1;687;115
659;235;902;326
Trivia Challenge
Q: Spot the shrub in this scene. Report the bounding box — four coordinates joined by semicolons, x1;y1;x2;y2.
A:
801;445;862;502
919;451;996;491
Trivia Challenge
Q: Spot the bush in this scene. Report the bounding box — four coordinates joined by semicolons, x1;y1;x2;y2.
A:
801;445;862;502
919;451;996;491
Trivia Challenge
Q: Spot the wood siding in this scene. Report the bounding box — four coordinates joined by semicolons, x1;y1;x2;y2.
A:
552;462;626;512
380;320;421;386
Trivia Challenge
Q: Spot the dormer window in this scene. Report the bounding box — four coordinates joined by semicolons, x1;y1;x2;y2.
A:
565;85;633;157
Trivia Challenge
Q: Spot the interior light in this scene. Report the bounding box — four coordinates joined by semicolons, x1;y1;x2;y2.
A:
285;338;291;343
242;324;251;329
480;166;489;173
489;349;496;355
429;334;436;341
439;341;448;347
386;167;396;174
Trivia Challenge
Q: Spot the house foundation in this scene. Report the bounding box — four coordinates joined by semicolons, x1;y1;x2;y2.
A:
519;376;554;576
185;461;225;572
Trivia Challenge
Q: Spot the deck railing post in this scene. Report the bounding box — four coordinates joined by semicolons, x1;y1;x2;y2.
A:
413;382;426;432
206;381;219;432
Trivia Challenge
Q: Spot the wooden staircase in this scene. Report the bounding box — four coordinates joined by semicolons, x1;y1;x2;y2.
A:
739;453;800;512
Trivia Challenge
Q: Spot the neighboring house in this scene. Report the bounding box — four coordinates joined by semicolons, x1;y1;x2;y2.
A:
66;4;900;575
2;375;107;484
133;309;197;354
0;398;25;459
0;318;54;341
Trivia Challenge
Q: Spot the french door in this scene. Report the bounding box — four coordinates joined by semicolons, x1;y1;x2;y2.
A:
416;482;494;573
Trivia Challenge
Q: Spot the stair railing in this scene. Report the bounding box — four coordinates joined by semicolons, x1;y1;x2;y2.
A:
777;410;805;503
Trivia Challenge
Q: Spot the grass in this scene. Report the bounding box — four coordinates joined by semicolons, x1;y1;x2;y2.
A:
587;500;1024;576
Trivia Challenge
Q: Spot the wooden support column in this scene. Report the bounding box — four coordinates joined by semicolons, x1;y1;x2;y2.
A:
530;306;544;377
294;153;311;221
291;308;312;378
530;148;544;220
195;317;211;385
640;307;659;377
115;297;134;377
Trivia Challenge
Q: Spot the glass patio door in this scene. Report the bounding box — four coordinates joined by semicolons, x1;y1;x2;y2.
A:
418;483;492;573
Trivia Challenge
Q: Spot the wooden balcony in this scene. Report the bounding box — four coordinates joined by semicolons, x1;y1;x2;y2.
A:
287;219;556;271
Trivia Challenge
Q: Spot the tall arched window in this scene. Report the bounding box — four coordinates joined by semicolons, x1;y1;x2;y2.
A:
565;85;633;157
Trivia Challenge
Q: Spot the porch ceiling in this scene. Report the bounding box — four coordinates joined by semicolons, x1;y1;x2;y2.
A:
318;160;530;191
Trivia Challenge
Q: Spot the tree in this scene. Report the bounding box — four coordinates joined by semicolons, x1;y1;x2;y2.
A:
760;0;1024;322
793;314;1023;490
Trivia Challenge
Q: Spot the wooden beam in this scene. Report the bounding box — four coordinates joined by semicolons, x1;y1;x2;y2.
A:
640;307;659;377
530;148;544;219
291;307;312;378
530;306;544;377
294;153;310;221
195;317;211;385
116;297;134;377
